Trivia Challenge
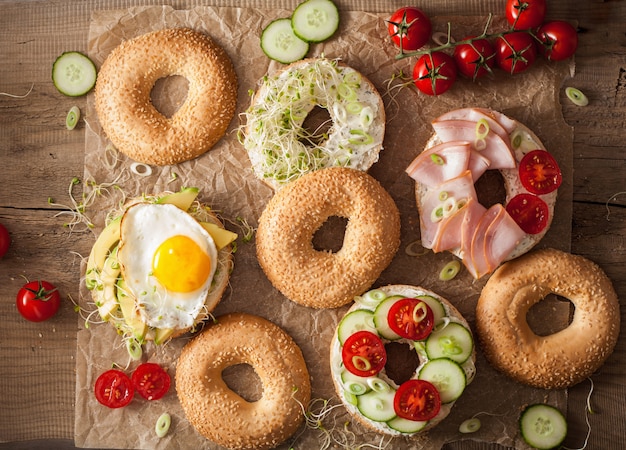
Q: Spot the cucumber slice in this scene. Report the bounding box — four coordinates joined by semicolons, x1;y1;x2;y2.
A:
337;309;376;344
52;51;97;97
292;0;340;43
425;322;473;364
373;296;403;340
387;415;428;434
261;18;309;64
356;389;397;422
519;404;567;450
416;295;446;327
418;358;466;403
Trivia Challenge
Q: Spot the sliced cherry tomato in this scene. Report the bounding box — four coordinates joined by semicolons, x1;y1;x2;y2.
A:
505;0;547;30
387;298;434;341
453;37;496;80
537;21;578;61
387;7;432;52
131;362;171;401
94;369;134;408
519;150;563;195
0;223;10;258
16;280;60;322
413;51;457;96
495;32;537;74
342;330;387;377
394;379;441;422
506;193;549;234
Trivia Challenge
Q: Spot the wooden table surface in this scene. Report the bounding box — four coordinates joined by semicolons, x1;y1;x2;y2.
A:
1;0;625;449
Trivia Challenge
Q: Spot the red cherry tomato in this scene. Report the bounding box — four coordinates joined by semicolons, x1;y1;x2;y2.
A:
506;193;549;234
387;298;434;341
453;37;496;80
505;0;547;30
394;379;441;422
95;369;134;408
342;330;387;377
519;150;563;195
131;362;171;401
413;51;457;96
387;7;432;52
495;32;537;74
0;223;10;258
16;280;60;322
537;21;579;61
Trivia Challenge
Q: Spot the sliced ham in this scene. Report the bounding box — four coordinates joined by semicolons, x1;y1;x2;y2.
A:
434;108;511;145
484;209;526;270
406;141;472;188
431;119;516;170
474;107;518;134
468;149;491;181
466;205;504;279
431;204;467;253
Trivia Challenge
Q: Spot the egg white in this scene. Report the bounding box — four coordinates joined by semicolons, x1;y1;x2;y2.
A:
117;203;218;330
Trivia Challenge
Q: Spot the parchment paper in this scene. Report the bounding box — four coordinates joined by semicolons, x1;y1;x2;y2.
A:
75;5;574;450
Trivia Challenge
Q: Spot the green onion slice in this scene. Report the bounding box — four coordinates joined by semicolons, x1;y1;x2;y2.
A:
439;260;461;281
565;87;589;106
66;106;80;130
126;339;143;361
155;412;171;438
459;417;481;433
430;154;445;165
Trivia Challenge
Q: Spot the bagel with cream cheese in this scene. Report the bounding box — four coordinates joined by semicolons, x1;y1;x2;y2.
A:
406;108;562;278
256;167;400;309
95;28;238;166
84;187;236;345
176;312;311;450
241;57;385;190
330;285;476;435
476;248;619;389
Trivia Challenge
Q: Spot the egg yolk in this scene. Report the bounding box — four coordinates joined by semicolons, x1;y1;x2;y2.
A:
152;235;212;293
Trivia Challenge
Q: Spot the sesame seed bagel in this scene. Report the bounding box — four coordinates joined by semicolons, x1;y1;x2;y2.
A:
476;248;620;389
95;28;238;165
176;313;311;450
256;167;401;309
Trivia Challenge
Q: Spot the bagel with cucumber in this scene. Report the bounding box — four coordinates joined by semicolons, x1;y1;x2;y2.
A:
330;285;476;435
84;187;237;345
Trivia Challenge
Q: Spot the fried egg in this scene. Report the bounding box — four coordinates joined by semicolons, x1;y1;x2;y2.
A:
117;203;218;329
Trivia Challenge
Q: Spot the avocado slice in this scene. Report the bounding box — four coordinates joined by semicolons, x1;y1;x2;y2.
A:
156;187;199;211
200;222;238;250
116;279;147;342
154;327;175;345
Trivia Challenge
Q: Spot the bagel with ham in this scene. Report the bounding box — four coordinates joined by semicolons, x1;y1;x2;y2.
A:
406;108;562;278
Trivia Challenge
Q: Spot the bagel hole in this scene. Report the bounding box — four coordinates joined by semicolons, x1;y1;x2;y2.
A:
474;170;506;209
221;364;263;403
299;106;332;147
526;293;573;336
384;342;421;386
312;216;348;253
150;75;189;118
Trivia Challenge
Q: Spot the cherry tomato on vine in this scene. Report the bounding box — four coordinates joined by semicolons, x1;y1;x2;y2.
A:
131;362;171;401
16;280;60;322
342;330;387;377
506;0;547;30
495;32;537;74
387;298;434;340
387;7;432;52
453;37;496;80
506;193;549;234
94;369;134;408
519;150;563;195
413;51;458;96
0;223;10;258
394;379;441;421
537;21;578;61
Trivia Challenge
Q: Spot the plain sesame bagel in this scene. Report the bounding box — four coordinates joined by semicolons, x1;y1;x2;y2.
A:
241;57;385;190
176;313;311;450
256;167;401;309
476;248;620;389
95;28;238;166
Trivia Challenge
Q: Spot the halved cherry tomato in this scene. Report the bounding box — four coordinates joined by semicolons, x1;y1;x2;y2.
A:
537;21;578;61
453;37;496;80
394;379;441;422
0;223;10;258
16;280;60;322
413;51;457;96
506;193;549;234
94;369;134;408
387;7;432;52
342;330;387;377
131;362;171;401
505;0;547;30
387;298;434;341
519;150;563;195
495;32;537;74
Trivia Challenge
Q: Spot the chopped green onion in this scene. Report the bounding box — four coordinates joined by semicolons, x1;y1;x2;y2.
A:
346;101;363;114
360;106;374;129
66;106;80;130
348;129;373;145
360;289;387;306
344;391;358;406
155;412;171;438
367;377;391;393
475;118;490;140
439;260;461;281
126;339;143;361
337;83;357;101
430;206;444;223
430;154;445;165
352;355;371;371
344;380;367;395
459;417;481;433
405;239;428;257
438;191;449;201
565;87;589;106
130;162;152;177
412;302;428;323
